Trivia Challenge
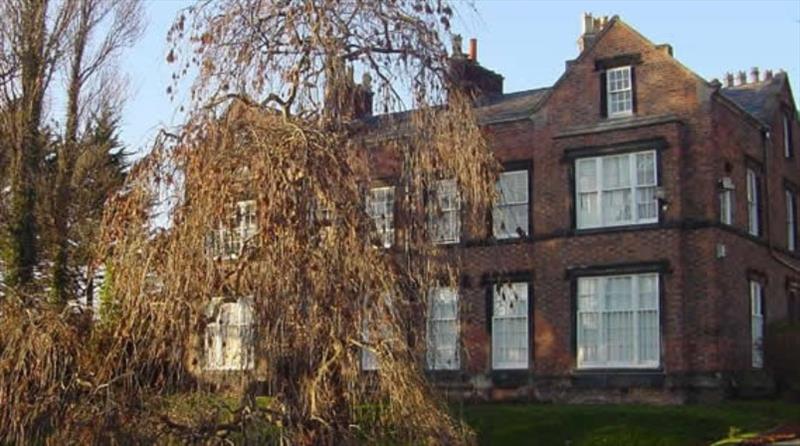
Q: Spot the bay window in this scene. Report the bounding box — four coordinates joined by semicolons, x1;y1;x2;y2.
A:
492;282;529;370
576;273;660;369
576;150;658;229
427;287;459;370
367;186;395;248
429;179;460;244
493;170;529;239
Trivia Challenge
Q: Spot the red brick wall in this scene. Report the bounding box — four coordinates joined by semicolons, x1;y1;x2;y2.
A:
366;19;800;401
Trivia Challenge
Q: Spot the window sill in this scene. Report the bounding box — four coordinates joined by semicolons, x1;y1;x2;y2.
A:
572;222;661;236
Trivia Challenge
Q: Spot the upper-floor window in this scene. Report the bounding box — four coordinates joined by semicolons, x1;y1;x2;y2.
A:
746;169;761;236
720;179;734;225
787;188;797;251
367;186;395;248
784;113;794;158
429;179;460;244
209;200;257;259
491;282;529;370
204;297;255;371
493;170;529;239
750;280;764;369
606;66;633;117
427;287;460;370
576;150;658;229
577;273;660;369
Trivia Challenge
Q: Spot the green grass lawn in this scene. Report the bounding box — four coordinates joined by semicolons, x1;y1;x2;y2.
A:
457;401;800;446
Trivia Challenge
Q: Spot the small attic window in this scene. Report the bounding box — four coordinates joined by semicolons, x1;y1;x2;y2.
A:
606;66;633;117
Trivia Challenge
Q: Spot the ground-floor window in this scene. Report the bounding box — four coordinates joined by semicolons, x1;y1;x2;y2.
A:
576;273;660;369
204;297;255;371
427;287;460;370
492;282;529;370
750;280;764;369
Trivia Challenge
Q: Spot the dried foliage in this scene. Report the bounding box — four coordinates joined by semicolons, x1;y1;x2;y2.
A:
1;0;502;444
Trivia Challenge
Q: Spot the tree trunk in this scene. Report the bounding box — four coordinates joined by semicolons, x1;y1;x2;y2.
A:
5;0;48;289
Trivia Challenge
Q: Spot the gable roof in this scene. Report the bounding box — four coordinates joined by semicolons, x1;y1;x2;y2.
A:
720;72;792;125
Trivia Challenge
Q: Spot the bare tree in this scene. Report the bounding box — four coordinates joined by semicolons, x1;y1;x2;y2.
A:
2;1;498;444
50;0;142;303
0;0;75;289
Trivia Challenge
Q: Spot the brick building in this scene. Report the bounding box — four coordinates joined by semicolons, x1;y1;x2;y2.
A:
358;14;800;403
201;14;799;403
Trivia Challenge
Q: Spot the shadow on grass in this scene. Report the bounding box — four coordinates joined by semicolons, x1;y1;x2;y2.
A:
457;401;800;446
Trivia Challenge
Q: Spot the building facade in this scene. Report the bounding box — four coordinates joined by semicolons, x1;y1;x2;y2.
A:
201;15;799;404
359;15;800;403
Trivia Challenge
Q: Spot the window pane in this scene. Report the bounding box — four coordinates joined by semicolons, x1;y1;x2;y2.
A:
428;287;459;370
493;171;529;238
492;283;529;369
636;153;656;185
577;274;660;368
602;189;632;224
636;186;657;220
602;155;630;189
577;159;597;192
368;186;395;248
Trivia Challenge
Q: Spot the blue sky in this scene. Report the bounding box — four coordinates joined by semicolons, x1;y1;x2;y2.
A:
120;0;800;157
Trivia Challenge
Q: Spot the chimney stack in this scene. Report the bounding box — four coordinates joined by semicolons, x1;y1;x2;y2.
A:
451;34;463;58
765;69;774;81
750;67;760;83
468;38;477;62
578;12;611;53
737;71;747;86
725;72;734;88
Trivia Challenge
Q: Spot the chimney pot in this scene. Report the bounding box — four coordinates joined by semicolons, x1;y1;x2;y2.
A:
725;72;734;88
582;12;594;34
750;67;760;83
765;69;774;81
451;34;463;57
468;38;477;62
710;78;721;90
737;71;747;86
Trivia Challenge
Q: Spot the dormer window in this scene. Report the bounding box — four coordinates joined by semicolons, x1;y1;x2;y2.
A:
606;66;633;117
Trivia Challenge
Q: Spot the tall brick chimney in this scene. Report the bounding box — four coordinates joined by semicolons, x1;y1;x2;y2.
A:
737;71;747;86
725;72;735;88
578;12;610;53
447;35;504;101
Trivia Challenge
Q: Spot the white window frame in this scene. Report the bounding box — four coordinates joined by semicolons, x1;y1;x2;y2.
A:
576;273;661;369
576;150;658;229
720;188;734;225
426;287;460;370
784;114;793;158
204;297;255;371
750;281;764;369
606;66;633;117
491;282;529;370
429;179;461;244
747;169;760;236
367;186;395;248
493;170;530;239
787;189;797;251
361;294;393;371
210;200;257;259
